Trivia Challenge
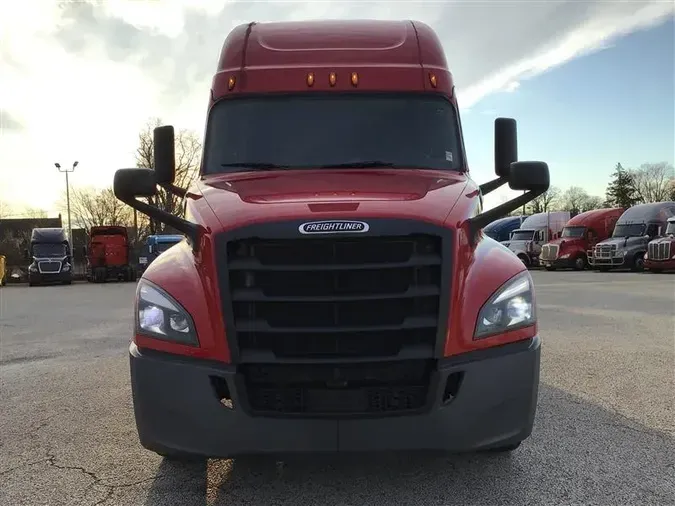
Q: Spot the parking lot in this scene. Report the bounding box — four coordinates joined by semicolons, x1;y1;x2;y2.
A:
1;271;674;506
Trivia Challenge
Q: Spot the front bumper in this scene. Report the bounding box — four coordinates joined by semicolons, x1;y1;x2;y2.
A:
645;258;675;270
28;271;72;284
540;257;575;269
129;336;541;458
589;255;627;269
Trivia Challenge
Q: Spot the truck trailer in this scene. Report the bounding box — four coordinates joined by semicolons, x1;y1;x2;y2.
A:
539;208;624;271
113;19;550;460
590;201;675;271
26;227;73;286
137;234;184;274
501;211;570;267
644;216;675;273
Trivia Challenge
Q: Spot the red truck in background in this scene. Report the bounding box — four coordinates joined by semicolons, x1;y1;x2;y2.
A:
645;216;675;272
112;19;551;461
539;208;624;271
85;226;136;283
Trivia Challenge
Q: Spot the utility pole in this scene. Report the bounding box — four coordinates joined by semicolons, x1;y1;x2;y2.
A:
55;161;78;256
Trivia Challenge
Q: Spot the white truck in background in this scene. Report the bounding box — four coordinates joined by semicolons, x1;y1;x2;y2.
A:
501;211;571;267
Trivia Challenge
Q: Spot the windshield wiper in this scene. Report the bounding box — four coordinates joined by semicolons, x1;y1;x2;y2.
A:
220;162;290;170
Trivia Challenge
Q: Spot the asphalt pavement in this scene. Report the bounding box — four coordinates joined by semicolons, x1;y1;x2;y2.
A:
1;271;674;506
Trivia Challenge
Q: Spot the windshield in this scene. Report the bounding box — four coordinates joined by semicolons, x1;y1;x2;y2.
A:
203;94;463;173
157;242;180;253
612;223;645;238
33;243;66;257
510;230;535;241
666;222;675;235
561;226;586;238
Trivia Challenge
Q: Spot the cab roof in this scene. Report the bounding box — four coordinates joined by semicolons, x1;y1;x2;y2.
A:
565;208;623;227
217;19;448;72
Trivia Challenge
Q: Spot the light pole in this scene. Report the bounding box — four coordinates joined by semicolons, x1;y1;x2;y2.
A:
55;161;78;255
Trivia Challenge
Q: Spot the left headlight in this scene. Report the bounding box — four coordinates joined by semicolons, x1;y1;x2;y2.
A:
135;279;198;346
62;263;71;272
474;271;536;339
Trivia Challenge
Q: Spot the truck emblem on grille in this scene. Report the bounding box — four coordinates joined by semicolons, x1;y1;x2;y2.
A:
298;220;370;234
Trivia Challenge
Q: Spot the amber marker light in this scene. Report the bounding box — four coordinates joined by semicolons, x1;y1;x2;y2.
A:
307;72;315;87
329;72;337;86
350;72;359;87
228;76;236;90
429;73;438;88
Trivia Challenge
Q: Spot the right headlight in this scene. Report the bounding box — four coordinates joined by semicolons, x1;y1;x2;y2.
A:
474;271;536;339
135;279;198;346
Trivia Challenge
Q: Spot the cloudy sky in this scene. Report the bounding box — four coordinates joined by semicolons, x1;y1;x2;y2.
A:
0;0;673;217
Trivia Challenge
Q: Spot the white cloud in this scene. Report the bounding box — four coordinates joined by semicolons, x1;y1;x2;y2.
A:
0;0;673;215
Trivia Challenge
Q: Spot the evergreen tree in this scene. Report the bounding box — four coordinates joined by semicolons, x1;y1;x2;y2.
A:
605;163;638;208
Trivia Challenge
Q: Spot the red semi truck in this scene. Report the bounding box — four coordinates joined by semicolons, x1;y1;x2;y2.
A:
539;208;624;271
645;216;675;272
85;225;136;283
113;20;550;460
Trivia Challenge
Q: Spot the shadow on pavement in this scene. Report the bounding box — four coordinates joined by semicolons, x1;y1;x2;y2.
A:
143;385;675;506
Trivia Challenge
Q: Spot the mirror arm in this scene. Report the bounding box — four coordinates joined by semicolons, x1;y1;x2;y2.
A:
467;187;546;245
159;183;187;198
117;193;200;253
479;177;508;196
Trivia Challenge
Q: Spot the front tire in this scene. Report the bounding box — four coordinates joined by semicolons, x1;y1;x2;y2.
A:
573;255;588;271
517;254;530;268
631;254;645;272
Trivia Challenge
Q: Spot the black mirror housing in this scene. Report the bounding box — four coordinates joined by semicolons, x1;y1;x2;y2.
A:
154;125;176;185
24;248;30;260
508;161;550;192
494;117;517;178
113;168;158;200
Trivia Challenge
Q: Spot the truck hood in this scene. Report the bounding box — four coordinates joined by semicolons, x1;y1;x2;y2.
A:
596;236;647;248
196;169;472;232
547;237;584;248
649;236;675;245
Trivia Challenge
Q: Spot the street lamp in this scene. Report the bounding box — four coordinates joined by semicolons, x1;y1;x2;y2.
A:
55;161;78;255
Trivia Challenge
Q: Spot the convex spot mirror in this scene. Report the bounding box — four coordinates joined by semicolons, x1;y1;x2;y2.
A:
508;161;550;192
113;168;158;200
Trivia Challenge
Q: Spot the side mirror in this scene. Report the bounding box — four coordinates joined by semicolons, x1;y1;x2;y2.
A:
495;118;517;178
154;125;176;185
113;168;158;200
508;161;550;192
24;248;30;260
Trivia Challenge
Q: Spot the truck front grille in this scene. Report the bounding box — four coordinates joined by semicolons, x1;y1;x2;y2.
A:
226;234;443;360
648;242;671;261
38;261;61;273
540;244;558;261
594;244;616;259
242;359;432;416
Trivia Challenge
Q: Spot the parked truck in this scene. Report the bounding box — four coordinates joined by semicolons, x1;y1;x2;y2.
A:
0;255;6;286
644;216;675;273
137;234;184;274
26;227;73;286
112;19;551;461
589;201;675;271
482;215;527;242
85;225;136;283
501;211;570;267
539;208;624;271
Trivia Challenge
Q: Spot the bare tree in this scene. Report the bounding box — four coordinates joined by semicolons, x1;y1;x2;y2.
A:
61;186;135;235
0;200;14;218
134;118;202;224
19;207;48;218
630;162;675;203
581;195;605;211
527;186;561;214
561;186;589;214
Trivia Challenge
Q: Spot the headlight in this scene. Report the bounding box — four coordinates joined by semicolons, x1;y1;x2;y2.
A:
560;253;570;259
474;271;536;339
135;279;198;346
62;264;71;272
29;264;38;272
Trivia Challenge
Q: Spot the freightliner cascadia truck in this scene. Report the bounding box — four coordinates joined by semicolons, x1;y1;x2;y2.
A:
113;20;550;461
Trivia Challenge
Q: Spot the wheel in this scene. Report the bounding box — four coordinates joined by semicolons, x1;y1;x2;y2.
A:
484;441;522;453
573;255;588;271
517;254;530;267
631;254;645;272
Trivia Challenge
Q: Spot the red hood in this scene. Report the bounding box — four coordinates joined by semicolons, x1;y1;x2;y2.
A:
192;169;474;233
650;236;675;245
547;237;585;247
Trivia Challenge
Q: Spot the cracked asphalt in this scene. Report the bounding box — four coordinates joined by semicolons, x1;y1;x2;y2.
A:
1;270;674;506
